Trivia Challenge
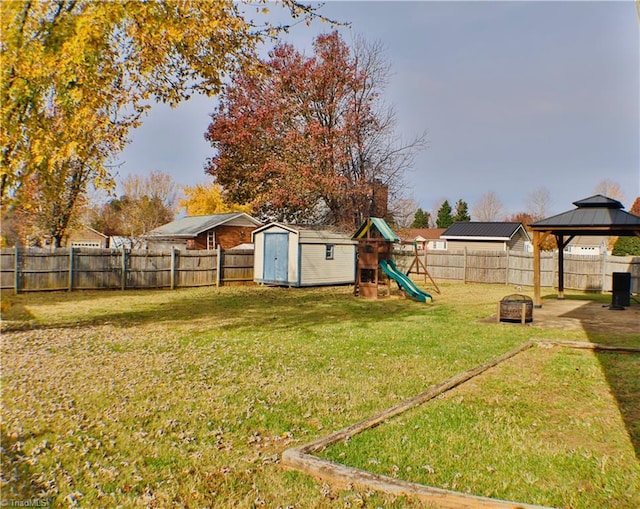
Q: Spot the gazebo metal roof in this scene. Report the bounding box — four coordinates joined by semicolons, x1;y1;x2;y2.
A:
529;194;640;306
530;195;640;236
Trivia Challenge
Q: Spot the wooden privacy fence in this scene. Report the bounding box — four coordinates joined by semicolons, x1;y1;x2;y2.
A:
1;247;254;293
2;247;638;294
392;248;640;294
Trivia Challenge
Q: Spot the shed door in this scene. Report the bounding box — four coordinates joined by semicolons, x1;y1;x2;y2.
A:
263;233;288;283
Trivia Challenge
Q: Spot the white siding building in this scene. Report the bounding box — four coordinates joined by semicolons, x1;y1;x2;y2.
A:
252;223;357;287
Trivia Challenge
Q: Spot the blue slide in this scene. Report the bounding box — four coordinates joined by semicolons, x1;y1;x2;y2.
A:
379;259;433;303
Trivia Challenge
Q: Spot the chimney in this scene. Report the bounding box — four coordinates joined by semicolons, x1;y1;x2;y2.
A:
371;179;388;218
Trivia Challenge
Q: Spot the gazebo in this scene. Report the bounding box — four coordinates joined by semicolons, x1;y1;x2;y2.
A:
529;194;640;307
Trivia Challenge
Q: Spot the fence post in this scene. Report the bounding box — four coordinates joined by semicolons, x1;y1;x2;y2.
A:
121;247;127;290
600;250;607;292
424;246;428;275
170;248;177;290
14;245;20;294
463;247;468;283
68;247;74;292
505;249;510;286
216;245;222;287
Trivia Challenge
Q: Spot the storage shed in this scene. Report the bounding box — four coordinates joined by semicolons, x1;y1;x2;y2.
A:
252;223;357;287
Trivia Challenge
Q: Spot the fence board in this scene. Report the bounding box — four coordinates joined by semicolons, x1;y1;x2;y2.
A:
220;249;254;285
74;248;123;290
175;251;218;288
20;248;69;291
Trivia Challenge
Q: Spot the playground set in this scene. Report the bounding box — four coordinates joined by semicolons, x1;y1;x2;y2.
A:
352;218;435;303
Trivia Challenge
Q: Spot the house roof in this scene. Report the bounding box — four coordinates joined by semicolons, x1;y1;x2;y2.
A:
565;235;609;248
530;194;640;235
352;217;400;242
148;213;261;238
398;228;446;242
66;225;108;240
441;222;529;241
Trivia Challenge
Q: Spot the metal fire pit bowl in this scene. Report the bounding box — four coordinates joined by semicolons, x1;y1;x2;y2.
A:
499;294;533;323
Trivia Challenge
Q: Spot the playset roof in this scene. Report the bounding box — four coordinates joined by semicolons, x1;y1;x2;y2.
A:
352;217;400;242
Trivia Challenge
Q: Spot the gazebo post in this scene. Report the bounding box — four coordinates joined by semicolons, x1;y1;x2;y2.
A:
533;230;542;307
556;234;565;299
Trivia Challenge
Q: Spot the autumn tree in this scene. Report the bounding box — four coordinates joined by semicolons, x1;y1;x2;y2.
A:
507;212;536;226
119;172;178;237
205;32;424;227
411;208;431;228
0;172;90;246
88;171;178;240
435;200;454;228
473;191;504;222
1;1;328;245
88;197;127;237
180;183;251;216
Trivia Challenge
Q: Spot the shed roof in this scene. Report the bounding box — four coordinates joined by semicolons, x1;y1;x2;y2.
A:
441;222;528;241
148;213;261;239
252;222;355;243
352;217;400;242
530;194;640;235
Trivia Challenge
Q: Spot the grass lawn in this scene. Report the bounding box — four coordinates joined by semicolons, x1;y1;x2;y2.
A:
1;283;638;508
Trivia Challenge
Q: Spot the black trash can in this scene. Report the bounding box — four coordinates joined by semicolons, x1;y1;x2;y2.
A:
611;272;631;308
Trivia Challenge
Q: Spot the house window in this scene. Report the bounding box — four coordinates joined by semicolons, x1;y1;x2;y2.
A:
325;244;334;260
207;231;216;250
71;241;101;249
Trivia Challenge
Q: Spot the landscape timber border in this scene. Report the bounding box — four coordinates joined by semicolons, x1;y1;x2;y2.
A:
281;339;640;509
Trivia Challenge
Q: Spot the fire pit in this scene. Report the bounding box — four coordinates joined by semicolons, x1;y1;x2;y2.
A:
499;294;533;323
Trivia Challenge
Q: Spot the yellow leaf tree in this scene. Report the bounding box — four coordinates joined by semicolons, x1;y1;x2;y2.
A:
1;0;328;246
180;183;252;216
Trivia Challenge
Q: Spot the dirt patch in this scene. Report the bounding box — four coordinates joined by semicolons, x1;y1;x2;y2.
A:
483;298;640;335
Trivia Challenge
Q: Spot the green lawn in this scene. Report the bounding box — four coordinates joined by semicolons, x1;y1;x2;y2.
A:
1;283;638;508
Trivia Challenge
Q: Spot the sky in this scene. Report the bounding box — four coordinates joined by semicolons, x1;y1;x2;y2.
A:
116;1;640;219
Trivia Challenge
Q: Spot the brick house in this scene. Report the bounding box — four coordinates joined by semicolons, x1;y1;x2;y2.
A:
146;213;262;251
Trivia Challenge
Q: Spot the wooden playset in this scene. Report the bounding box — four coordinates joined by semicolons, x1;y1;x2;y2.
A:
352;218;433;302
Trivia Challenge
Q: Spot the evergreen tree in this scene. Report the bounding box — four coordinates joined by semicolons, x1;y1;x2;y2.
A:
411;208;430;228
612;236;640;256
453;199;471;222
436;200;454;228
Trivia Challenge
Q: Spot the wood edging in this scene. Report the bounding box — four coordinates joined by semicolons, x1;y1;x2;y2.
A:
281;339;639;509
533;339;640;354
281;449;548;509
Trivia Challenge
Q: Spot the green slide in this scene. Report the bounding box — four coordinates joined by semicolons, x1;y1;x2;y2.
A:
379;259;432;303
